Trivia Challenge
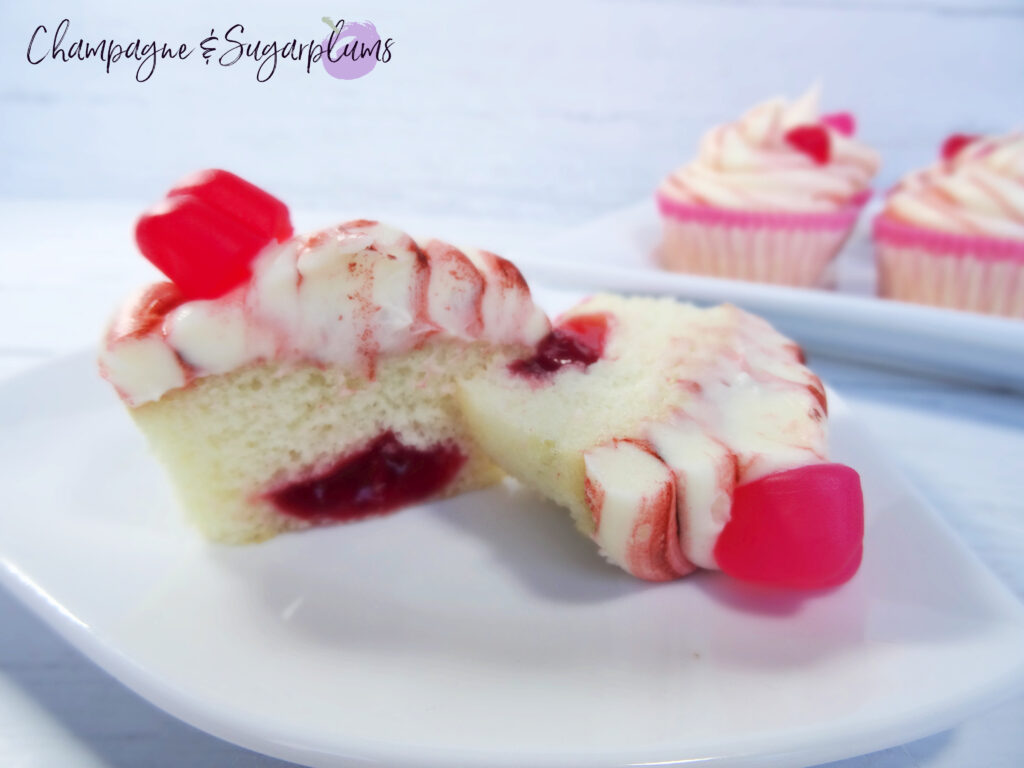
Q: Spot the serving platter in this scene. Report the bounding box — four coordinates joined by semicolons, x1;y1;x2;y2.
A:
513;202;1024;391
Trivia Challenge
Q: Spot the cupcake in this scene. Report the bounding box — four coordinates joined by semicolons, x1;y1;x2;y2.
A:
98;170;551;543
459;295;863;588
657;85;880;286
874;132;1024;318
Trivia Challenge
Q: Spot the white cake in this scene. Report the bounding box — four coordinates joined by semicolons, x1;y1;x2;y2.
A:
100;220;550;543
458;294;863;587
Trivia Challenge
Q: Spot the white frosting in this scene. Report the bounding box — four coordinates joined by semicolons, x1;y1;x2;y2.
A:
100;221;550;406
573;298;827;573
583;439;695;580
883;131;1024;240
99;334;187;406
165;299;272;375
646;419;734;570
423;241;487;337
659;85;880;212
466;247;551;344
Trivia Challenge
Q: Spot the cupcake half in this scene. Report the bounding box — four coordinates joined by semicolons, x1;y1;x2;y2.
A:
657;86;880;287
874;132;1024;319
99;170;551;543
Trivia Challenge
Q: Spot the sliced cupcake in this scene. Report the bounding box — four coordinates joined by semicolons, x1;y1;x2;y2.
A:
657;85;880;287
459;295;864;589
99;170;550;543
874;131;1024;318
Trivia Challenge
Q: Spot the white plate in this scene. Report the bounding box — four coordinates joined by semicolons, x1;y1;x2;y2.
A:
511;201;1024;391
2;346;1024;768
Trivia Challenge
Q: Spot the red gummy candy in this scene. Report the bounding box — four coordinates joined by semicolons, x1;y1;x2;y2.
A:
941;133;979;161
821;112;855;137
714;463;864;589
169;169;293;243
784;125;832;165
137;195;266;300
135;169;293;300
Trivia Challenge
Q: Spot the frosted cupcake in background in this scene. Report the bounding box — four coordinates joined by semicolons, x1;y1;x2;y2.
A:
657;86;880;287
874;132;1024;319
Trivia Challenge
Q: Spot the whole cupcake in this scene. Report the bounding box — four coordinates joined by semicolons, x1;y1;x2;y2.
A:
874;132;1024;319
657;86;880;287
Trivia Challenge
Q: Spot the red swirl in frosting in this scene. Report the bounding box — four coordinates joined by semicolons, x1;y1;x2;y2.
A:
659;85;880;213
882;131;1024;241
99;221;550;406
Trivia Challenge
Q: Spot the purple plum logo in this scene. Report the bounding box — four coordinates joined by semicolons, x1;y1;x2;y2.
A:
320;17;389;80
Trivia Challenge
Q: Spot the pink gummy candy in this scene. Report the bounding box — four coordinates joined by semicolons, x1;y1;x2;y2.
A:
714;463;864;589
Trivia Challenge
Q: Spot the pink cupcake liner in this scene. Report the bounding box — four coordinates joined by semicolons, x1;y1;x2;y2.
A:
655;192;866;288
874;216;1024;319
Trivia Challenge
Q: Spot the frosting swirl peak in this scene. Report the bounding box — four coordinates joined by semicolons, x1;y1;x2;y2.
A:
659;86;880;213
882;131;1024;241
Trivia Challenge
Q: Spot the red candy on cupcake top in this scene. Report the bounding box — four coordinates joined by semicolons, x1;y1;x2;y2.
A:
135;169;293;300
784;125;832;165
782;112;859;166
782;111;860;166
940;133;980;162
821;111;856;137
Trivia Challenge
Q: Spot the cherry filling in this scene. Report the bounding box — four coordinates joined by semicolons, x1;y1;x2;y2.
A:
510;313;610;378
267;431;465;522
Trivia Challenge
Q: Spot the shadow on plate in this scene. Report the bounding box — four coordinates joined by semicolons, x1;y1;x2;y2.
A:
198;481;881;672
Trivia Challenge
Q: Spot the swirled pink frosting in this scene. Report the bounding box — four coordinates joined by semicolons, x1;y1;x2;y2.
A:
882;131;1024;241
659;86;880;213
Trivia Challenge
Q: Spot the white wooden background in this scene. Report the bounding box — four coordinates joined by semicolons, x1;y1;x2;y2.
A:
4;0;1024;218
2;1;1024;767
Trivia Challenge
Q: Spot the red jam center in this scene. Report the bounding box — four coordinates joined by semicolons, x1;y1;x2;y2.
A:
267;431;465;522
510;313;609;377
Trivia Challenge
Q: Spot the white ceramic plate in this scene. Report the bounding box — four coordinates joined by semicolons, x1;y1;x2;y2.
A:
511;201;1024;391
2;343;1024;768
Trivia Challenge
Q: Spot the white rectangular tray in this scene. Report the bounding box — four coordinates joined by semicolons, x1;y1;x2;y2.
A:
510;201;1024;391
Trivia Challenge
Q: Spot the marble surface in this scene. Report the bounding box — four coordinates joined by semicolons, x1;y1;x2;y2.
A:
2;0;1024;765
